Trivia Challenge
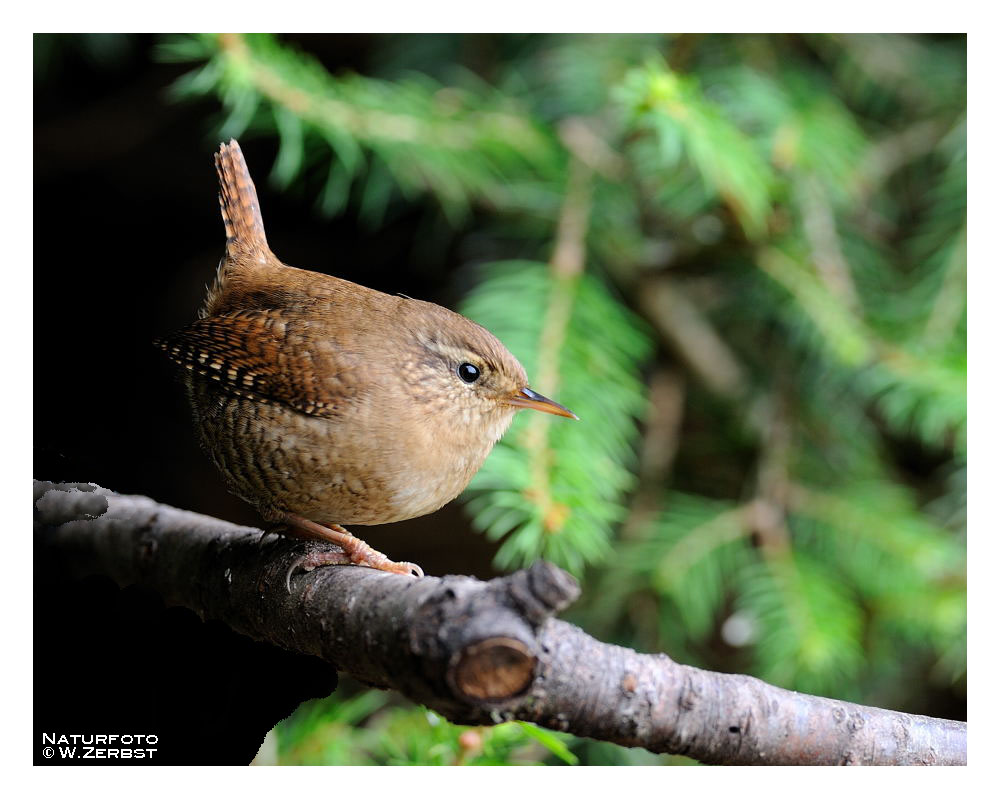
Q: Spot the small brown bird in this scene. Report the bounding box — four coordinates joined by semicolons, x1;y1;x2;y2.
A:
156;140;575;578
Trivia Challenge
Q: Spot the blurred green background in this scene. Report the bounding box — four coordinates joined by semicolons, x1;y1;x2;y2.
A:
35;33;966;765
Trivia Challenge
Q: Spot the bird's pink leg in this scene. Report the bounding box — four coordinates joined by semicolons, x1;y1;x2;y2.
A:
282;513;424;578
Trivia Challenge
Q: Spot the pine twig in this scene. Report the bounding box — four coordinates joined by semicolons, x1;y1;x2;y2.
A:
519;148;593;534
923;222;967;347
796;175;860;313
35;481;966;765
637;276;749;399
619;367;686;541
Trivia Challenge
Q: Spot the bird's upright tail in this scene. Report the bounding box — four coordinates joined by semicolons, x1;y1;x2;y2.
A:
215;139;270;258
200;140;278;317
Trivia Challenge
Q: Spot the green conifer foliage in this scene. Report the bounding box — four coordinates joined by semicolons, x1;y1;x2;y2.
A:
161;32;965;762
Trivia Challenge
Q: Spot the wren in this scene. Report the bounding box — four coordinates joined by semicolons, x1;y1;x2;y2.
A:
156;140;576;578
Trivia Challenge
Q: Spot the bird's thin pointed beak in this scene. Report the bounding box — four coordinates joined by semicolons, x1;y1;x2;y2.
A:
506;387;578;420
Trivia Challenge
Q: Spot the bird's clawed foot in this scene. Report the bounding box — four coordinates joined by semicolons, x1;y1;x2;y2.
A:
256;521;287;545
281;513;424;583
285;547;354;592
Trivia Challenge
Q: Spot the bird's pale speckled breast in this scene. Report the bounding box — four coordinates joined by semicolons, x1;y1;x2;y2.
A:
186;380;391;524
186;378;515;526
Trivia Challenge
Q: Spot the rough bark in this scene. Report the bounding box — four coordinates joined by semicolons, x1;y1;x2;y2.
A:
34;480;967;765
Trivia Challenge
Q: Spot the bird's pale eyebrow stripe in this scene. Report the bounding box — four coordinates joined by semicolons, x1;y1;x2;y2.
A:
422;339;488;367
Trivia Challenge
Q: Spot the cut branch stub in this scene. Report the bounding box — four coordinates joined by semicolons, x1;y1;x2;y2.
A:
449;636;536;702
402;561;579;714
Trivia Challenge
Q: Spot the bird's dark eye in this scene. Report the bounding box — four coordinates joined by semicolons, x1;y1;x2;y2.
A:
457;363;481;383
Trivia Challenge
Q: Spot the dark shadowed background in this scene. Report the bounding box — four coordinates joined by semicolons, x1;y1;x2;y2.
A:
34;34;497;577
35;34;507;765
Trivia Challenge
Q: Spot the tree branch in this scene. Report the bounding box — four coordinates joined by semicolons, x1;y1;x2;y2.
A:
34;481;966;765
